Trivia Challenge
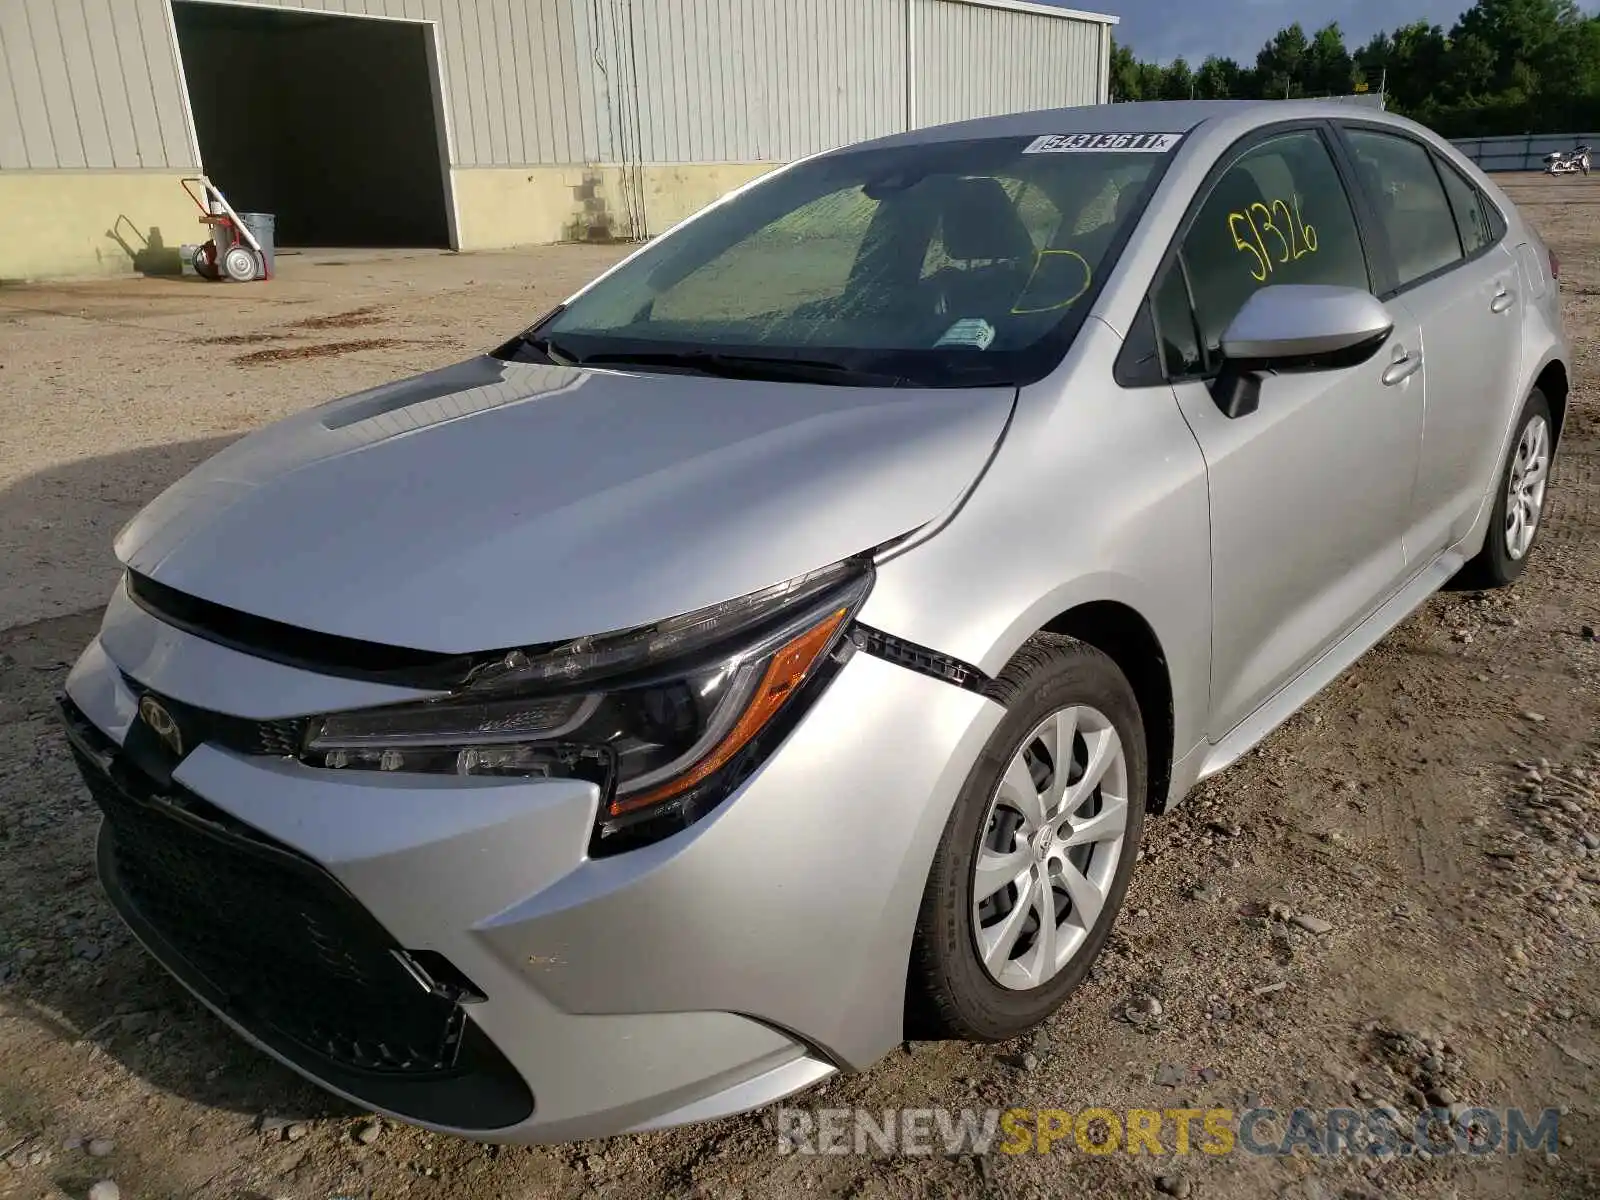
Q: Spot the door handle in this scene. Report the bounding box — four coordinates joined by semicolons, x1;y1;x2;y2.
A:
1490;286;1517;314
1381;349;1422;387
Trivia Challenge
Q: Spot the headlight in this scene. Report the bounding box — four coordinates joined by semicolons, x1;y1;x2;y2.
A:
301;561;872;852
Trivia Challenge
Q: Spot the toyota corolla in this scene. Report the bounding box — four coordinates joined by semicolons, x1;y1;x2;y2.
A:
59;99;1568;1142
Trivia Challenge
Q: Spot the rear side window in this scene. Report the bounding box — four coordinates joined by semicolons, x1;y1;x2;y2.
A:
1178;129;1369;362
1343;128;1463;288
1434;156;1499;257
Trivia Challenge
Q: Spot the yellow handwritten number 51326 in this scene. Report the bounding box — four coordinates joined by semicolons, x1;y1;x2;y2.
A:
1228;196;1318;283
1229;212;1269;282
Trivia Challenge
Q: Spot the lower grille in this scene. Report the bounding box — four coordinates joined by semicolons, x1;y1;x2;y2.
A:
61;700;533;1129
91;759;464;1073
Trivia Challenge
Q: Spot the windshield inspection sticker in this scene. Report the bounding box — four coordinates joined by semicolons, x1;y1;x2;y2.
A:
935;318;997;350
1024;132;1183;155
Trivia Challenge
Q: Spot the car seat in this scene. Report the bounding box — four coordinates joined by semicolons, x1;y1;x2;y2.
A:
928;177;1037;324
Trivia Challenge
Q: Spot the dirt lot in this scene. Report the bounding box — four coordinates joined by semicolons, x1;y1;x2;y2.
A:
1;178;1598;1200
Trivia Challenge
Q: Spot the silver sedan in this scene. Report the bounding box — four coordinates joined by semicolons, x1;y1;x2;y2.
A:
59;99;1569;1142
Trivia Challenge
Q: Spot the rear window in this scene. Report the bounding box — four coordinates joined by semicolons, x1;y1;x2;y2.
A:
510;133;1180;387
1344;128;1465;288
1434;155;1501;257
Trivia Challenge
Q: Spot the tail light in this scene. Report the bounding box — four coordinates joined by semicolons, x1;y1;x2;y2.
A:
1549;248;1561;281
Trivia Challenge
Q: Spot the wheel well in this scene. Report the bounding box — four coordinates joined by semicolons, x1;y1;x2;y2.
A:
1040;603;1174;814
1537;360;1569;444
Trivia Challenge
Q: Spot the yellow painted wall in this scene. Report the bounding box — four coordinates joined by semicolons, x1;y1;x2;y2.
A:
0;162;782;280
451;162;778;251
0;172;205;281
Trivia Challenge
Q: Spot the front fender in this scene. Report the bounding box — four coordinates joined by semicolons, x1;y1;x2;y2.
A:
856;323;1213;764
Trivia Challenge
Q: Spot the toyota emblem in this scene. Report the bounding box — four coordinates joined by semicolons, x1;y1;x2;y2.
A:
138;695;184;758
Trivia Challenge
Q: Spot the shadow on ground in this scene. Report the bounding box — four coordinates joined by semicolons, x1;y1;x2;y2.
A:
0;438;359;1125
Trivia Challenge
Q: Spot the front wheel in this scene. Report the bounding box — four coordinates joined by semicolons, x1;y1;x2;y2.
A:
1459;389;1554;588
907;634;1146;1041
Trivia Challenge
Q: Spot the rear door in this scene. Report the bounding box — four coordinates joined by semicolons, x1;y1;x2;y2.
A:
1145;126;1426;738
1338;125;1525;558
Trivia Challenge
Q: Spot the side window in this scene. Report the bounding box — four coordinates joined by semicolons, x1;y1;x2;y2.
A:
1152;262;1203;377
1113;300;1164;387
1180;130;1369;360
1343;128;1464;288
1112;265;1202;387
1434;155;1499;257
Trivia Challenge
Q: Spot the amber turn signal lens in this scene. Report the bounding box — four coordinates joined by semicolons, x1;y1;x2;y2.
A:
607;606;850;817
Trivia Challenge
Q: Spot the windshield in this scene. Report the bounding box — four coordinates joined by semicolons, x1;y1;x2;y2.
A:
501;134;1177;388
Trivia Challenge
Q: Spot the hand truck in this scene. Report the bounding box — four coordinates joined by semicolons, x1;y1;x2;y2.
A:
180;176;270;282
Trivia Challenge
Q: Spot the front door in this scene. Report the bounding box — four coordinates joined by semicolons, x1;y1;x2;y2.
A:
1156;126;1426;738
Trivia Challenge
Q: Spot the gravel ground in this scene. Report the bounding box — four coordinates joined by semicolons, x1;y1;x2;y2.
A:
1;178;1598;1200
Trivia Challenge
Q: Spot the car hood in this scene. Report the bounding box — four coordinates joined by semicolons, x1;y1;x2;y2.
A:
116;356;1015;653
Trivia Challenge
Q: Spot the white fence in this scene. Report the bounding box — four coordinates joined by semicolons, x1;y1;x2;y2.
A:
1450;133;1597;172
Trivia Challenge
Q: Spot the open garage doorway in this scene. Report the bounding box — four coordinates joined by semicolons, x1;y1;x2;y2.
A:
172;1;454;250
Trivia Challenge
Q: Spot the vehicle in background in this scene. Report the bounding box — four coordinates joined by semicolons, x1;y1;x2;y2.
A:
1543;143;1591;175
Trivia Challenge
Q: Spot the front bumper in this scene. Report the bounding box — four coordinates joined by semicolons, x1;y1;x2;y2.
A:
62;590;1001;1142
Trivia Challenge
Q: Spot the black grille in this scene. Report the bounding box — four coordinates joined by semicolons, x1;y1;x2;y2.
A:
119;676;307;760
60;701;533;1128
253;715;308;757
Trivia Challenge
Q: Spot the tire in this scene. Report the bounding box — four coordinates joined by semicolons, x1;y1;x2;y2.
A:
1458;389;1555;589
223;244;259;283
907;633;1146;1042
192;243;221;281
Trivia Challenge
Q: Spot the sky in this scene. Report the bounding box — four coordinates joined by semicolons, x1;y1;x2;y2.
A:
1090;0;1482;65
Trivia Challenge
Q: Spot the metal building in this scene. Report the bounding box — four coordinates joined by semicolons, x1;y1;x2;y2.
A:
0;0;1115;280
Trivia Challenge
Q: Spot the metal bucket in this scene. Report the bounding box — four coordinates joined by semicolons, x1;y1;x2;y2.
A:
235;212;276;278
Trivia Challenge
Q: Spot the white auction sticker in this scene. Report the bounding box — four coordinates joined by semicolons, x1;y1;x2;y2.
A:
935;318;996;351
1023;132;1183;155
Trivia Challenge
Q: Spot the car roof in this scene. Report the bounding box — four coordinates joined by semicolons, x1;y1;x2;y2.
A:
845;99;1414;154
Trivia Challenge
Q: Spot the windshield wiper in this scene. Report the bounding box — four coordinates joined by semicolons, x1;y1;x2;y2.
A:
527;333;581;365
495;329;580;365
574;350;905;387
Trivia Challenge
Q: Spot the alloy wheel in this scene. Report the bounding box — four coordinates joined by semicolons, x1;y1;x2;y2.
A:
971;705;1130;991
1505;414;1551;561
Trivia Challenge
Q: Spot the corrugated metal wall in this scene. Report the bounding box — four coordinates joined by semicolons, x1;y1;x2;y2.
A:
420;0;589;167
580;0;909;166
912;0;1105;128
0;0;196;169
156;0;593;168
0;0;1110;172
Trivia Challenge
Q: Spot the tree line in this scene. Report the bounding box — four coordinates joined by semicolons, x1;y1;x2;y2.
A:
1109;0;1600;137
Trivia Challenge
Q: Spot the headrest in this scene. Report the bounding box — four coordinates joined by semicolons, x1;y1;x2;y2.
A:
1207;167;1268;221
939;177;1035;262
1189;168;1268;273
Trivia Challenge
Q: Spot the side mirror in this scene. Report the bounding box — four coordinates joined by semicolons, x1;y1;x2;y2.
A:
1210;285;1394;419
